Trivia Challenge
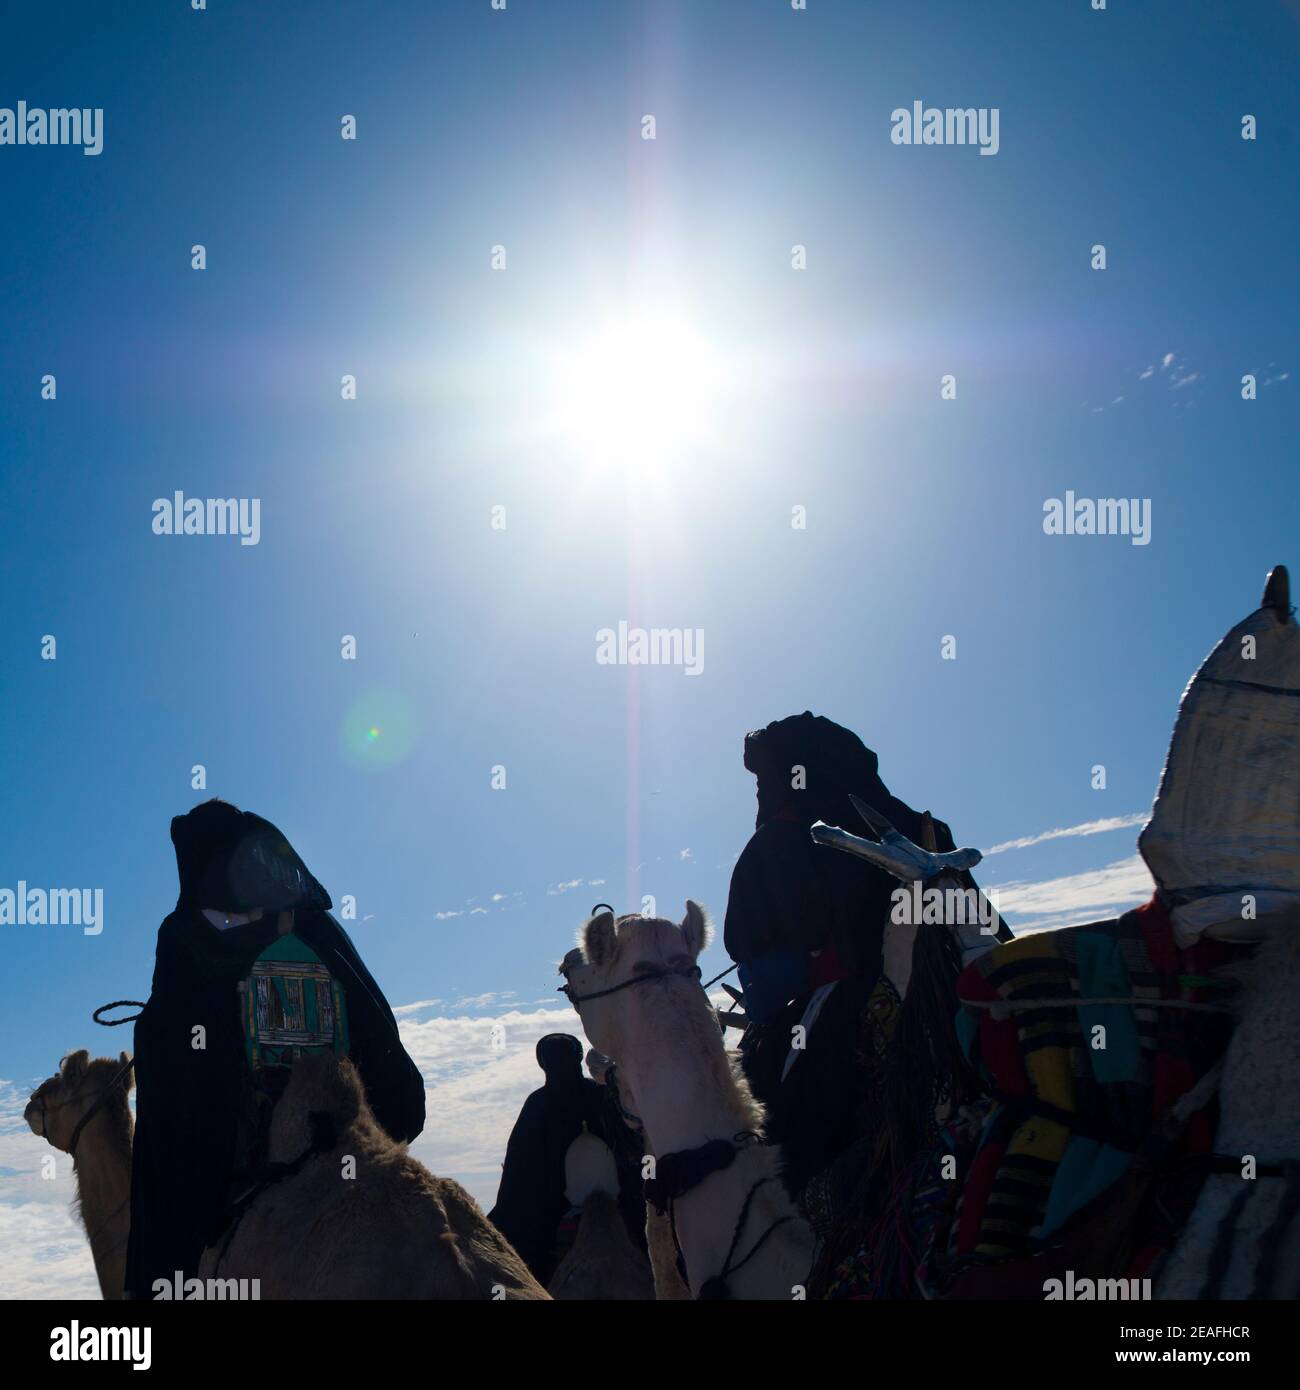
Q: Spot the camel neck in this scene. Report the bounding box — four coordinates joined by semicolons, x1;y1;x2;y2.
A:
618;996;757;1158
73;1106;133;1298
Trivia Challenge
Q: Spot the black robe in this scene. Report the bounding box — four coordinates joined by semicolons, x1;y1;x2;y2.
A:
723;713;1010;1196
124;802;425;1299
487;1037;604;1285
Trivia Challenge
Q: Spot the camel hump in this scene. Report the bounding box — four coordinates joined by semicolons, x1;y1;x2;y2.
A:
563;1126;619;1206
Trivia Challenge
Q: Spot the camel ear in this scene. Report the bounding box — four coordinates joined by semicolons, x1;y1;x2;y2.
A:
61;1050;89;1082
681;900;711;960
582;910;618;968
119;1052;135;1094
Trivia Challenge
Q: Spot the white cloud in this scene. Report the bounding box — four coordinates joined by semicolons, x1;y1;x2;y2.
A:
996;855;1153;935
1139;365;1155;380
392;998;444;1015
1160;351;1175;370
984;812;1147;855
0;1079;102;1299
434;910;463;920
679;848;693;860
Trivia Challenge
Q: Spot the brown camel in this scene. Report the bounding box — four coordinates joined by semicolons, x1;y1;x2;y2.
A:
547;1127;655;1300
24;1050;134;1301
198;1052;548;1298
29;1049;548;1300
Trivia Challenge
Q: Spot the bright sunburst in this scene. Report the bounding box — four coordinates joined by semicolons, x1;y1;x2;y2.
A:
549;309;726;477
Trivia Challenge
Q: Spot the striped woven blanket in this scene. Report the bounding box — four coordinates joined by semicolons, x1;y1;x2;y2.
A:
947;895;1245;1275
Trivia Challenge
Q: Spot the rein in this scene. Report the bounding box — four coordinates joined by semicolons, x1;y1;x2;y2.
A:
65;1054;135;1158
697;1176;798;1301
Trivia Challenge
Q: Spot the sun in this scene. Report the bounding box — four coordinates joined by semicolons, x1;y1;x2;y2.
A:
549;309;725;477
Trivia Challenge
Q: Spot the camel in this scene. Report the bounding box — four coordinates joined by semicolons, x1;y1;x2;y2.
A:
197;1052;548;1298
560;903;817;1299
547;1127;655;1299
24;1050;134;1301
585;1047;690;1299
28;1049;548;1300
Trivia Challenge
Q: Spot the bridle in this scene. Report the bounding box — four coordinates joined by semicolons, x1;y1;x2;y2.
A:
558;903;706;1006
560;962;703;1006
31;1054;135;1158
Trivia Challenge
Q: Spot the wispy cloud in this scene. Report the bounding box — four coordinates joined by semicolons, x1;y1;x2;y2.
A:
984;811;1147;856
997;855;1153;935
392;998;445;1016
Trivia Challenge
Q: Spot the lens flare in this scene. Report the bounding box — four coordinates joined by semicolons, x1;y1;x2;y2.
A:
341;694;416;770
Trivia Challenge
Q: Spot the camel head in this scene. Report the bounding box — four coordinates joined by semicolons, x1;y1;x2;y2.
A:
25;1050;133;1154
266;1052;364;1164
559;901;712;1066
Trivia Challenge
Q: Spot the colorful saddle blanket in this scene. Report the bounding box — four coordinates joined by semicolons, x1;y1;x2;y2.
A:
947;895;1244;1274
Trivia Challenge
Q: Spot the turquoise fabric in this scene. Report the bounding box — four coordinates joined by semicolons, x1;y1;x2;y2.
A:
1036;1135;1135;1237
1075;930;1139;1084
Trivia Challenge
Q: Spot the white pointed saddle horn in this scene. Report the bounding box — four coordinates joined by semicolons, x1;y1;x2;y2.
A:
810;793;983;882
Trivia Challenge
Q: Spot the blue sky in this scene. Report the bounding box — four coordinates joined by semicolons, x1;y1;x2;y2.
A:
2;1;1298;1295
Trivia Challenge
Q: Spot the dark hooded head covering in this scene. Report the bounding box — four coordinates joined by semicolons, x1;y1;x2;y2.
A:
170;799;331;913
535;1032;584;1082
743;711;912;835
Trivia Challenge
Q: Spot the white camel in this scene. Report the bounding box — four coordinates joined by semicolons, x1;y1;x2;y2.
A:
561;903;817;1299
